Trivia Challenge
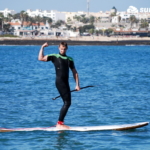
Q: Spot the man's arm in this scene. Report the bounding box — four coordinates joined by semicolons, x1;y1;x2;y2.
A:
38;42;48;61
71;68;80;91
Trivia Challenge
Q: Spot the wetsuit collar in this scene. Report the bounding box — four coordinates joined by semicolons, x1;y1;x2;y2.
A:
59;53;67;56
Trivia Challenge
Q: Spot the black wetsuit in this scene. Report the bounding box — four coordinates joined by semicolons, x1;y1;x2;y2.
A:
47;53;75;122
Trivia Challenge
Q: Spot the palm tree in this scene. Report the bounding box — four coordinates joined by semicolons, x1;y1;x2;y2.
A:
81;14;86;18
118;16;121;23
117;16;122;26
13;13;21;20
110;12;116;17
135;19;139;28
20;10;26;27
0;13;11;31
47;18;53;26
89;16;95;24
66;24;72;30
72;26;77;32
3;24;10;32
51;20;64;29
95;17;101;23
45;17;53;28
7;13;13;20
140;19;149;29
24;13;29;22
104;28;114;36
81;17;89;24
42;17;53;29
35;15;42;29
42;17;47;25
27;16;36;29
23;13;30;27
89;28;94;35
99;29;103;35
73;15;81;23
77;14;89;24
3;17;11;23
95;30;99;36
129;15;137;28
0;13;4;31
98;17;101;23
67;17;72;24
73;15;78;21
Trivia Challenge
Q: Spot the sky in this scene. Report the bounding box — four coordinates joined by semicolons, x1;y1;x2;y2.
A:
0;0;150;13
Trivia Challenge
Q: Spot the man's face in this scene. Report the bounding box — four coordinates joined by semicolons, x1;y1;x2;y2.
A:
59;45;67;55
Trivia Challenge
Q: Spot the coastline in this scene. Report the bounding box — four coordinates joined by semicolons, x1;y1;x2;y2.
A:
0;36;150;45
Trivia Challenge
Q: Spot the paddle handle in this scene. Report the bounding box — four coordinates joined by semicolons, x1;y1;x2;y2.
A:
52;85;94;100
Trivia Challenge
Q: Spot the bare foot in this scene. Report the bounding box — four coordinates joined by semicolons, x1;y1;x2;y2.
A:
56;124;70;130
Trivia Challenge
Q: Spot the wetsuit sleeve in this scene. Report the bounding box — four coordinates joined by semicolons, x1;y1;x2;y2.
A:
47;54;54;62
69;60;75;70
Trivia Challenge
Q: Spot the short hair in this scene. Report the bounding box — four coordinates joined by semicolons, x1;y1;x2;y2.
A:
59;42;68;50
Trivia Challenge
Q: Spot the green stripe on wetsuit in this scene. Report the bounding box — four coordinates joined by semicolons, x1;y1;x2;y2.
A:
48;54;74;61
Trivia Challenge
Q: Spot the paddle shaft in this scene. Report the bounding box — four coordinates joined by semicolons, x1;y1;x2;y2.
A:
52;85;94;100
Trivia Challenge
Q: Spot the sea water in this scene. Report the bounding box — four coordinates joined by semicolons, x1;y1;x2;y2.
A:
0;45;150;150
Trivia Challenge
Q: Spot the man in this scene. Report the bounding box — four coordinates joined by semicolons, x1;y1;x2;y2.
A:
38;42;80;129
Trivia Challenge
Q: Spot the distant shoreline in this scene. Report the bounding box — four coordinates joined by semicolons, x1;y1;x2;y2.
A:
0;37;150;45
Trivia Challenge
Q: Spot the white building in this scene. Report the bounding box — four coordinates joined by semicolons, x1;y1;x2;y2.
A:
68;30;80;37
111;6;150;23
64;11;86;23
117;12;129;19
0;8;16;17
117;11;150;23
9;20;51;36
26;9;66;22
9;22;21;31
112;16;119;23
64;11;111;23
138;13;150;20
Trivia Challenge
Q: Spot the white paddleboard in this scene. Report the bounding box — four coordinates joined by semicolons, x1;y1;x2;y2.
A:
0;122;148;132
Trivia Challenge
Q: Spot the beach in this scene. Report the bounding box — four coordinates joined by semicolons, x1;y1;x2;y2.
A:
0;36;150;45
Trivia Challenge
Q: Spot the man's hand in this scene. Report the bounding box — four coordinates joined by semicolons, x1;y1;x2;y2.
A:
42;42;48;48
75;85;80;91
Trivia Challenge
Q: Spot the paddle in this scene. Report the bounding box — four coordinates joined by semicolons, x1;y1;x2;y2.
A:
52;85;94;100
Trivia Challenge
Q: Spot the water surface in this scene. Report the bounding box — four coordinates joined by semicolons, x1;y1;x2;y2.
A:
0;45;150;150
